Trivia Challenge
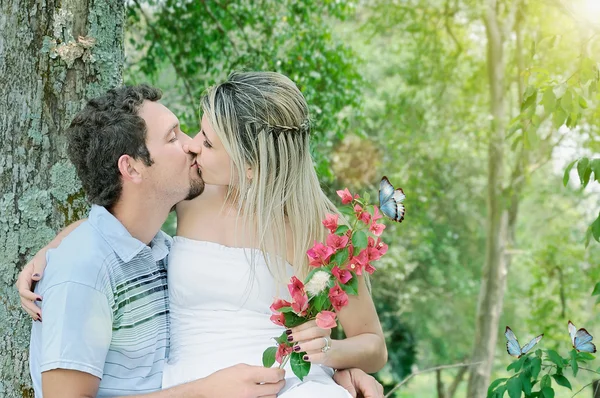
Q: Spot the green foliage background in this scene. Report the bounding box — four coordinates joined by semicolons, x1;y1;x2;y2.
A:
123;0;600;396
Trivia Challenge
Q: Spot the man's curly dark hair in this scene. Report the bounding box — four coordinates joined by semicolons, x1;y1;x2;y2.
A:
67;85;162;209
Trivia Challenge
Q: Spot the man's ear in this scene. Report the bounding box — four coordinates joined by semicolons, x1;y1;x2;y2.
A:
117;155;143;184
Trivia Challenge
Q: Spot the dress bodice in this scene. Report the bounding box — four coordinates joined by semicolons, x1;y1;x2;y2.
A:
162;237;347;396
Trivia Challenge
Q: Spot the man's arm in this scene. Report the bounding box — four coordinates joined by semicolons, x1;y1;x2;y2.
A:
333;368;384;398
42;365;286;398
16;219;85;319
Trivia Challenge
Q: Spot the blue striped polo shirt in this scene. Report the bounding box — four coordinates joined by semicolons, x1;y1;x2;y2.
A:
29;205;171;397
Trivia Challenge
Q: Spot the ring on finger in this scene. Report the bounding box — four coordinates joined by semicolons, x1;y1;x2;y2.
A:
321;336;331;353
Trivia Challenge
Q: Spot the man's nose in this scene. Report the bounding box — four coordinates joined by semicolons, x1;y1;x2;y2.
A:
184;136;203;155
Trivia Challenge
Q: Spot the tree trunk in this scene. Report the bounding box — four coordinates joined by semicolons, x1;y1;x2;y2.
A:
466;0;509;397
436;369;447;398
0;1;124;396
447;365;468;398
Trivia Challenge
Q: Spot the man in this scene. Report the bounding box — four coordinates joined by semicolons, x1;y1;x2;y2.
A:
17;85;384;398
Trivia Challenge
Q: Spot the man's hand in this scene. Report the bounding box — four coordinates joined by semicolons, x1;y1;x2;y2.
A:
196;364;286;398
333;368;384;398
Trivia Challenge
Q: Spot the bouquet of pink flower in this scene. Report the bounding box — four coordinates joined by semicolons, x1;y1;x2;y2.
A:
262;187;390;380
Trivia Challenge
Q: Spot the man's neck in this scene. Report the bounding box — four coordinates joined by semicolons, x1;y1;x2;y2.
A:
110;194;172;245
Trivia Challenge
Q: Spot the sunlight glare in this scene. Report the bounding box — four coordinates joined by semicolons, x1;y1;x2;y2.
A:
578;0;600;25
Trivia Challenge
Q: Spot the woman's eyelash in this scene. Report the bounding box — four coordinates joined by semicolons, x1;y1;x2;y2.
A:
203;140;212;148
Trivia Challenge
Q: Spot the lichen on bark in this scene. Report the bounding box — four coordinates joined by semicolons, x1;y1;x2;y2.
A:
0;1;124;396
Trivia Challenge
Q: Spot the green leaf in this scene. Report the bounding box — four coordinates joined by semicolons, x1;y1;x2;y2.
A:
339;205;355;218
262;346;277;368
507;376;522;398
592;214;600;242
531;357;542;379
541;387;555;398
579;95;588;109
340;273;359;295
560;90;573;112
592;282;600;296
351;230;368;251
551;375;571;390
488;378;508;396
563;159;577;186
507;356;526;373
520;372;532;395
521;88;538;111
335;225;350;235
546;350;564;368
290;351;311;381
541;374;552;389
577;352;596;361
311;292;329;313
542;88;556;112
277;306;295;313
577;157;590;187
275;331;288;344
331;248;349;267
362;191;371;203
570;350;579;377
552;107;568;129
494;385;507;398
284;312;307;328
591;159;600;182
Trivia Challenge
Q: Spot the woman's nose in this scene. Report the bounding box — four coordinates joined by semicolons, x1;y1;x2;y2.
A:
185;135;203;155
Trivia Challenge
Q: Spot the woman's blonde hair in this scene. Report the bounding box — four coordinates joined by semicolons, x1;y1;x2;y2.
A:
201;71;339;281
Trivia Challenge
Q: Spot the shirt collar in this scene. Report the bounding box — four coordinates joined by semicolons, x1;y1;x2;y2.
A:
88;205;170;263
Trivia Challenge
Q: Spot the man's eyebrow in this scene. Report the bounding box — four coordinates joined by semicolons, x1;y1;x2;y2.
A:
164;121;179;137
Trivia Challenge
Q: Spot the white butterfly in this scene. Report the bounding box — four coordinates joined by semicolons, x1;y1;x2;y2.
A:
379;176;405;222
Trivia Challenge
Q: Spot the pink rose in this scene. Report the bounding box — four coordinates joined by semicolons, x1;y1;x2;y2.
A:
372;206;383;222
336;188;357;205
369;222;386;236
270;298;292;313
354;204;371;225
368;237;388;259
332;265;352;284
307;241;335;267
322;214;339;234
270;312;286;326
326;233;349;252
276;343;293;364
349;249;369;276
316;311;337;329
329;285;349;311
288;276;309;315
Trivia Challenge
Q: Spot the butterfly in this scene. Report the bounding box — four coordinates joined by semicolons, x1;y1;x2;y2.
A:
379;176;405;222
568;321;596;353
505;326;544;358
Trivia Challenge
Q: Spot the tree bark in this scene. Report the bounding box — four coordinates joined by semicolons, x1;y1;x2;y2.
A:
436;369;446;398
0;1;124;396
466;0;509;397
447;365;468;398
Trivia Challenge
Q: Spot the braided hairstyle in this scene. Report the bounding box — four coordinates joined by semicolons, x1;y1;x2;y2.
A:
201;72;339;282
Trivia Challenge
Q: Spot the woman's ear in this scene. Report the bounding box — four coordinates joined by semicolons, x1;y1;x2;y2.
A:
117;155;143;184
246;167;253;180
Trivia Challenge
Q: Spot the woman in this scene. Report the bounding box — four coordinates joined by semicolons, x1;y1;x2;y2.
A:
19;72;387;396
163;72;387;395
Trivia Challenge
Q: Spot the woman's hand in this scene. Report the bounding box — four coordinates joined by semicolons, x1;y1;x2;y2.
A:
15;248;47;321
287;320;335;365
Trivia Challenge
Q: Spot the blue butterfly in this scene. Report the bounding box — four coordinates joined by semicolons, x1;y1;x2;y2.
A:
568;321;596;353
505;326;543;358
379;176;405;223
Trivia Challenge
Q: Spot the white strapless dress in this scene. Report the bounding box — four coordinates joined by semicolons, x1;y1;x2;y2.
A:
162;237;352;397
